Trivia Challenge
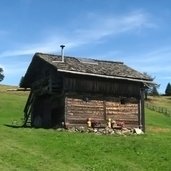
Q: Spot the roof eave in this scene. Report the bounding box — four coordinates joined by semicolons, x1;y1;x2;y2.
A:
57;69;154;84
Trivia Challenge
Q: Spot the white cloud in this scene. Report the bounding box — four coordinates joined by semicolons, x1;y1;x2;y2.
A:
2;62;28;75
0;42;66;58
0;10;155;58
130;47;171;64
74;10;155;42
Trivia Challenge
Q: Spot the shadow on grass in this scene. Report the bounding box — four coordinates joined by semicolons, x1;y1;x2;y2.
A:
4;124;31;128
3;124;55;129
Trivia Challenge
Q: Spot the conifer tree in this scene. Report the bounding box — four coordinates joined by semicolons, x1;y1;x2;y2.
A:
165;83;171;96
151;86;159;96
0;68;4;82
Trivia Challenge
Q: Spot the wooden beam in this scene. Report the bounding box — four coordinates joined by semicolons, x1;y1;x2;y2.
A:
140;88;145;132
57;69;154;84
103;99;106;121
138;98;141;128
64;96;68;128
7;88;31;91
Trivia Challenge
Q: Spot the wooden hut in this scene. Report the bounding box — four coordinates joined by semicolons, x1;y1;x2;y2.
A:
20;52;153;131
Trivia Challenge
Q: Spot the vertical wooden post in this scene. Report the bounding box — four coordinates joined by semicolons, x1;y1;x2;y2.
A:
103;99;106;121
140;88;145;132
138;97;141;128
64;96;68;128
49;75;52;93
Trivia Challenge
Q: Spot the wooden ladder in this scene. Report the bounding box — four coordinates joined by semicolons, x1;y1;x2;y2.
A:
23;91;35;127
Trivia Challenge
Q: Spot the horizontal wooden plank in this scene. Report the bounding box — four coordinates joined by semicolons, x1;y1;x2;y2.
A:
67;116;104;121
106;113;138;116
124;120;138;123
67;118;105;124
67;98;103;103
106;101;138;104
106;111;138;115
67;99;104;103
106;113;138;117
67;119;87;124
68;110;104;114
68;105;104;108
67;115;104;118
106;105;138;108
68;104;103;107
67;110;104;113
116;120;138;123
67;107;104;111
67;115;104;119
68;105;138;112
106;116;138;121
106;103;138;107
67;116;104;120
125;125;139;129
68;106;104;111
66;124;88;128
68;111;104;116
106;110;138;113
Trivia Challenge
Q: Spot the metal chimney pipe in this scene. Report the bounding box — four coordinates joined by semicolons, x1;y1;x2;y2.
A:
60;45;65;62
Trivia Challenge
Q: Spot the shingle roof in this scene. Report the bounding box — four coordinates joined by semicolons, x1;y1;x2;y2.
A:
36;52;152;83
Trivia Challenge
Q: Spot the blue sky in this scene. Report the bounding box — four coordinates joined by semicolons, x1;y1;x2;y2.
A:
0;0;171;93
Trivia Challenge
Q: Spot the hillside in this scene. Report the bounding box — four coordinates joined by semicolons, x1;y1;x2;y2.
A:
147;95;171;110
0;84;18;92
0;85;171;171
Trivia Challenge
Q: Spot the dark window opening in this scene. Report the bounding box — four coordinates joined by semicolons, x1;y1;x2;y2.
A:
120;98;126;104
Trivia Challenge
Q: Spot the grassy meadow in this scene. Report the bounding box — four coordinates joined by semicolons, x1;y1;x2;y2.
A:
147;96;171;110
0;85;171;171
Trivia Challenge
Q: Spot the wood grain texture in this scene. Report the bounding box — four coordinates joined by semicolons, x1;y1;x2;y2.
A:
65;94;139;128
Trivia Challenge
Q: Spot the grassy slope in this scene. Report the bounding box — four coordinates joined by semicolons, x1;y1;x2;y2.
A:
147;96;171;110
0;85;171;171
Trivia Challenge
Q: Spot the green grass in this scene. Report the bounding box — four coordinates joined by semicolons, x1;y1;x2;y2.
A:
0;85;171;171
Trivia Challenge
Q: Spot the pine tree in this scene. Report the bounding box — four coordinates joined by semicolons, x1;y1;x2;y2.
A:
151;86;159;96
165;83;171;96
0;68;4;82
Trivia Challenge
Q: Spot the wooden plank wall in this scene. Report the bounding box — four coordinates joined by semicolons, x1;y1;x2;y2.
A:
64;76;141;98
65;95;139;129
105;101;139;128
66;97;104;127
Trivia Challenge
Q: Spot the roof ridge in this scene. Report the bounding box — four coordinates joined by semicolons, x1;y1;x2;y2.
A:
35;52;123;64
95;59;123;64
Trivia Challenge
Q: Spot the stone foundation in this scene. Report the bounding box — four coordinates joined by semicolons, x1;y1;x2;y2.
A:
55;126;143;135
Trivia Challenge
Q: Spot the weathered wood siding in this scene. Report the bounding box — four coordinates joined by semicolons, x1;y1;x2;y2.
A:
64;75;141;98
22;56;64;92
105;101;139;128
65;96;105;127
65;94;139;128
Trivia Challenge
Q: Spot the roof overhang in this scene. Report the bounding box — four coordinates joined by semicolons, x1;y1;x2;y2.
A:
57;69;154;84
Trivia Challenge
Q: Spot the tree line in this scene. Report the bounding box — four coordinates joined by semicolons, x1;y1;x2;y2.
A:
149;83;171;96
143;73;171;97
146;82;171;97
145;82;171;97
